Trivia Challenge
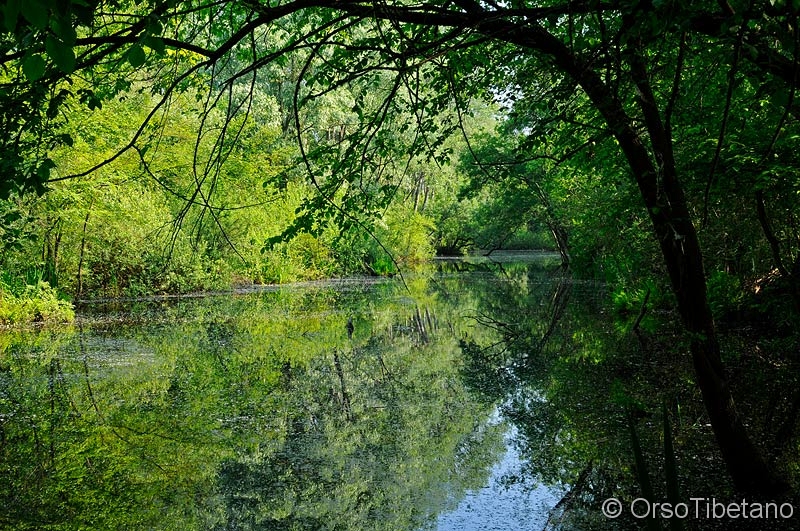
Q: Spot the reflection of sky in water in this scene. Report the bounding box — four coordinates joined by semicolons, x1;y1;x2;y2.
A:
433;417;563;531
6;266;571;530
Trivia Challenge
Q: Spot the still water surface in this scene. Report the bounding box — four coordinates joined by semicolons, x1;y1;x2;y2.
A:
1;255;571;530
435;423;564;531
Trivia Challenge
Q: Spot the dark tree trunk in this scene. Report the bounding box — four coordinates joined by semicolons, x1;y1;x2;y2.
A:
77;208;91;299
531;180;570;268
332;349;352;421
491;22;789;495
661;202;788;495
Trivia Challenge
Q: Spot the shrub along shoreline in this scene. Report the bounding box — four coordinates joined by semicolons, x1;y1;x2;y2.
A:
0;280;75;325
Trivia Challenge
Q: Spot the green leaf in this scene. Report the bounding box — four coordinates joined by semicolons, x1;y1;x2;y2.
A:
78;89;102;110
50;15;77;46
142;35;165;54
127;44;147;68
20;0;48;30
4;0;21;32
35;158;56;181
57;133;73;147
146;17;163;36
46;34;75;73
74;1;93;26
22;54;46;81
47;89;71;119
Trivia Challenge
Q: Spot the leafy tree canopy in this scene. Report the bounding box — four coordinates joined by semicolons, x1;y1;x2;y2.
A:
1;1;795;200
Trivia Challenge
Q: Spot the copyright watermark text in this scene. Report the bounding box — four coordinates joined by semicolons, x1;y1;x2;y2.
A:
602;497;794;520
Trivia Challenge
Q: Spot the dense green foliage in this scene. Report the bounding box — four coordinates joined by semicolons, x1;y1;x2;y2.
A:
0;278;74;324
0;15;548;308
1;0;800;510
2;0;796;303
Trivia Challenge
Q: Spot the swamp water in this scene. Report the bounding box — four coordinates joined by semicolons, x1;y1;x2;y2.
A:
4;254;774;530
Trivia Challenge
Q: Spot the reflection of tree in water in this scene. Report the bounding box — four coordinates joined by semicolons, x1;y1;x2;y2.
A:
8;267;796;530
212;306;504;531
458;263;799;530
0;283;507;531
